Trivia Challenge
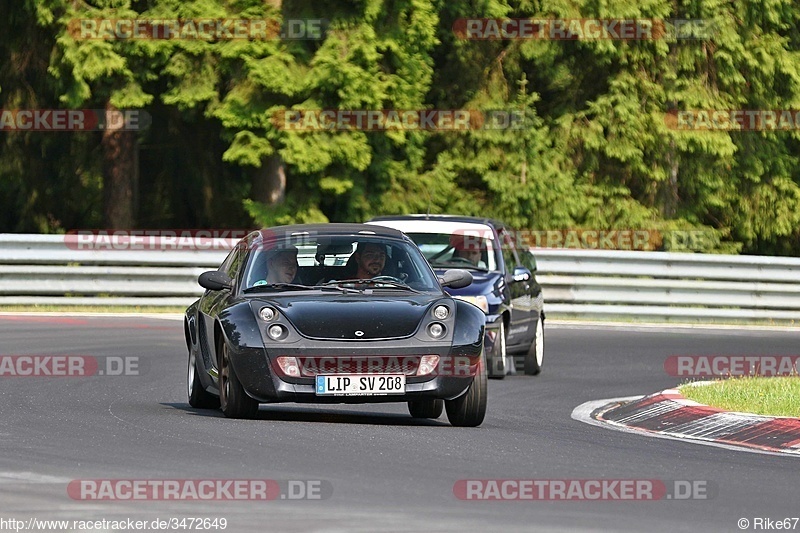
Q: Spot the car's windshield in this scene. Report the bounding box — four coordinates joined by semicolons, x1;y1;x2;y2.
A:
241;232;442;292
404;232;498;271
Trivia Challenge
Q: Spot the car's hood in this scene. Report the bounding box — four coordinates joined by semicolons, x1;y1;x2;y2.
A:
263;294;436;340
436;270;502;298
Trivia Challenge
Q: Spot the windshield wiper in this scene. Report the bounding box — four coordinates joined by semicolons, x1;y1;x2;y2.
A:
310;284;361;294
320;278;421;293
243;283;315;293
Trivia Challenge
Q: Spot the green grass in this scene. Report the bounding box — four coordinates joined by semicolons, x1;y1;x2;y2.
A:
680;377;800;417
0;305;185;314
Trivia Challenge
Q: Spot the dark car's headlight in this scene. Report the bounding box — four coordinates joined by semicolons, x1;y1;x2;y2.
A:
267;324;287;340
453;295;488;314
253;302;293;343
432;304;450;320
259;306;277;321
416;299;457;342
427;322;446;339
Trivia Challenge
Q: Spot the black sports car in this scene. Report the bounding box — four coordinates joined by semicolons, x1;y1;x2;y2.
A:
184;224;488;426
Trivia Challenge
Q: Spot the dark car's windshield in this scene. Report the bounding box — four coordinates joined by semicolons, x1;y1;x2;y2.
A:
404;232;498;271
241;232;441;292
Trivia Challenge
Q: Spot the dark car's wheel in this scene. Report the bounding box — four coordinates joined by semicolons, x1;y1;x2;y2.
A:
218;341;259;419
488;321;507;380
187;351;220;409
408;399;444;419
445;353;487;427
524;316;544;376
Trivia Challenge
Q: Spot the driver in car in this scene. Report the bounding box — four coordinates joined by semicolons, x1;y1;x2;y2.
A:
451;236;487;268
352;242;387;278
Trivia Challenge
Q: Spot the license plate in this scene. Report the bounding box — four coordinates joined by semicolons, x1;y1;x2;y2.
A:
315;374;406;396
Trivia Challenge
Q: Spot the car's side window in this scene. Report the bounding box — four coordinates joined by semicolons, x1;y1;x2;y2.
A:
498;229;520;270
220;243;247;282
218;249;236;273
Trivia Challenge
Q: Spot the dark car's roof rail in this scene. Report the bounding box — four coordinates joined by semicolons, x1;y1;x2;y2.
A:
368;214;510;231
244;223;411;247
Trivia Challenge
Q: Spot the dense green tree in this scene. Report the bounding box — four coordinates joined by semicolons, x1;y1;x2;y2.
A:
2;0;800;255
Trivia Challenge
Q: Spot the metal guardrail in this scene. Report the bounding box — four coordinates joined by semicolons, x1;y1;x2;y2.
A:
1;234;799;323
533;249;800;322
0;234;226;307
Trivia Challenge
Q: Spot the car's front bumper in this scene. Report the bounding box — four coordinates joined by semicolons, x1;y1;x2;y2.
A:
228;345;481;404
483;316;508;376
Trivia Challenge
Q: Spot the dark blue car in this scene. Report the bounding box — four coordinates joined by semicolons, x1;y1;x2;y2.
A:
367;215;545;377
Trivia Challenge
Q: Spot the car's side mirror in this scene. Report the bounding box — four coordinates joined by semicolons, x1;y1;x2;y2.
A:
198;271;233;291
510;266;531;283
439;269;473;289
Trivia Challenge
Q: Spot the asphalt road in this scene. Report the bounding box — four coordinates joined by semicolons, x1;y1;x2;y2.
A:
0;315;798;532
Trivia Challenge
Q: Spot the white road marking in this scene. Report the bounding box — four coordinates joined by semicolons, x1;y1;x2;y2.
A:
0;312;183;320
549;320;800;333
0;472;72;483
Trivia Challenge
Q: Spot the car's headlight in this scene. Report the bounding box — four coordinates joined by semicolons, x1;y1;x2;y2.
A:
427;323;446;338
432;304;450;320
453;295;489;314
259;306;277;321
267;324;286;340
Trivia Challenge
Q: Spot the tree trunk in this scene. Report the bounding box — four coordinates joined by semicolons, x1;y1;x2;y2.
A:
102;105;138;228
661;140;679;218
251;154;286;206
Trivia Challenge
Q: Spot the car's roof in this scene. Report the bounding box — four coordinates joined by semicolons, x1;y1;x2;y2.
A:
368;218;498;238
369;214;508;230
246;223;408;244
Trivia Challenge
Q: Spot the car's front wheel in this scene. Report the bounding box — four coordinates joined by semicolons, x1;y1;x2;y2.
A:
218;341;259;419
408;399;444;419
524;316;544;376
445;353;487;427
187;351;219;409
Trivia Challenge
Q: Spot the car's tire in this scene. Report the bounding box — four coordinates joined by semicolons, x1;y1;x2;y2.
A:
524;316;544;376
218;341;259;419
408;399;444;419
445;352;487;427
487;321;507;380
187;351;220;409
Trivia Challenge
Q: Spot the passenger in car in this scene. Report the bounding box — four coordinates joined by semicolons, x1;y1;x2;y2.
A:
265;246;299;284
